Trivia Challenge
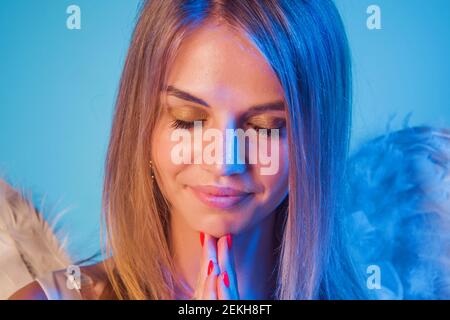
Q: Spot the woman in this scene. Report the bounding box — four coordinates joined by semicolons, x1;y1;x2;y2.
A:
10;0;364;299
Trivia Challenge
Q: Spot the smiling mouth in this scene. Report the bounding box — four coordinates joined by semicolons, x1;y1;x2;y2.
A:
189;185;253;210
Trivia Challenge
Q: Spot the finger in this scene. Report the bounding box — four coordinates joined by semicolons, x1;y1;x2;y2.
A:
192;232;219;299
217;271;234;300
201;260;220;300
217;234;239;299
217;234;237;287
201;233;219;278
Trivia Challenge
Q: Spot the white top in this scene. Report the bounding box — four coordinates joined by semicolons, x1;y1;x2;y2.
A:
35;269;83;300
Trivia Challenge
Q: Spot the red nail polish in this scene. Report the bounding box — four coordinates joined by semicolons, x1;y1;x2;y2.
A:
227;234;232;249
223;271;230;288
207;260;213;275
200;232;205;247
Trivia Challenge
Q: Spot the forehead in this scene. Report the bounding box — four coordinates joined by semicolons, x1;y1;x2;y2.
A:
165;21;285;109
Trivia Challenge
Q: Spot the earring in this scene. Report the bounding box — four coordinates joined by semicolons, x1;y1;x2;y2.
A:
149;160;155;180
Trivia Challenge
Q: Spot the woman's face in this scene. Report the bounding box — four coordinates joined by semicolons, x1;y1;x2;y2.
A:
152;22;289;237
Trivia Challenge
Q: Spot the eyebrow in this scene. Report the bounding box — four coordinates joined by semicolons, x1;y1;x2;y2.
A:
164;85;285;114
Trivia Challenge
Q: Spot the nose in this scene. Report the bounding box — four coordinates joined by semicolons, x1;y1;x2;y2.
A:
202;119;247;176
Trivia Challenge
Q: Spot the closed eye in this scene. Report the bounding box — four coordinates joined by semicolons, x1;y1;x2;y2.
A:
170;119;204;130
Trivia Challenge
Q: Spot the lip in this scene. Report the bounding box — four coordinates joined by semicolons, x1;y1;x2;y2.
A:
189;185;253;209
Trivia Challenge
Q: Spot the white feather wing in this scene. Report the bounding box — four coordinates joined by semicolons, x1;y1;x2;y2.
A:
0;179;71;299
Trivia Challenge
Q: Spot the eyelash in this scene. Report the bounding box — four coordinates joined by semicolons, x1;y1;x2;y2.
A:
170;119;201;129
252;126;283;136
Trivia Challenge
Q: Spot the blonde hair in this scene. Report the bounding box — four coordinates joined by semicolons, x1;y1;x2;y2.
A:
102;0;364;299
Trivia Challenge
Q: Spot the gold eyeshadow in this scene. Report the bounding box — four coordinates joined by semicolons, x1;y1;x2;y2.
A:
246;114;286;129
167;105;209;121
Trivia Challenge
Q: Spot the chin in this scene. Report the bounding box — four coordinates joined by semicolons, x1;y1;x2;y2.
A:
198;213;248;238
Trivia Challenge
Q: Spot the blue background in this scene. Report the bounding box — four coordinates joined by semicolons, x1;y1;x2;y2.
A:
1;0;449;260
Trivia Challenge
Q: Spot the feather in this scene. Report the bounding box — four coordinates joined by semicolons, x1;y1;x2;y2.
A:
345;126;450;299
0;179;72;299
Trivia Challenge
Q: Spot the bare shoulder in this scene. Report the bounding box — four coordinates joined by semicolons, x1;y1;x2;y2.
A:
79;260;117;300
8;281;48;300
8;259;116;300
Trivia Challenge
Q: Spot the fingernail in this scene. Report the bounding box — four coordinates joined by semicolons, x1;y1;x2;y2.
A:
200;232;205;247
223;271;230;288
227;234;232;249
207;260;214;275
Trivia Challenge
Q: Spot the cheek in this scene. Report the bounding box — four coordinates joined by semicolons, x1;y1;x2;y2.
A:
151;125;186;195
255;138;289;205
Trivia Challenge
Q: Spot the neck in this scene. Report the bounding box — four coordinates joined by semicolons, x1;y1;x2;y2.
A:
170;213;278;299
